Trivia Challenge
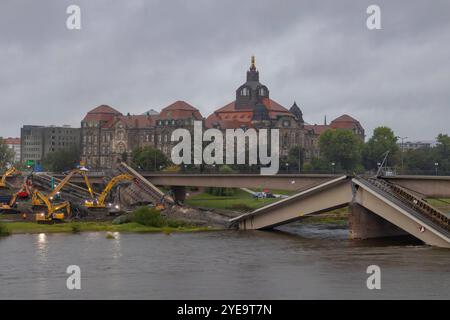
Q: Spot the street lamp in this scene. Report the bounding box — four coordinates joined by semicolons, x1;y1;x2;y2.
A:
331;162;335;174
435;162;439;176
285;163;289;173
396;136;408;174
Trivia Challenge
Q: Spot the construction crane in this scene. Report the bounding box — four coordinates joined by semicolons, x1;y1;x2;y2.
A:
33;189;71;223
32;168;93;207
83;173;134;210
0;167;20;188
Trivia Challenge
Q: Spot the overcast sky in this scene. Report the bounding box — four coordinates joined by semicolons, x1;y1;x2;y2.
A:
1;0;449;140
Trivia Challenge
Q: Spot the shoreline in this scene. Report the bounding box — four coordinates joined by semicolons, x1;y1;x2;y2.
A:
0;213;348;235
0;221;218;235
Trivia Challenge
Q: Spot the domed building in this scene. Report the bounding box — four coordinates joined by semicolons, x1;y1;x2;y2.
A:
206;56;315;159
80;56;365;169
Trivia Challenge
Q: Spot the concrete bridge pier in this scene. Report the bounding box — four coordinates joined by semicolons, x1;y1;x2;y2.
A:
348;202;409;240
171;186;186;205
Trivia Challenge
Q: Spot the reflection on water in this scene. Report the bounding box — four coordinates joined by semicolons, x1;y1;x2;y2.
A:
0;222;449;300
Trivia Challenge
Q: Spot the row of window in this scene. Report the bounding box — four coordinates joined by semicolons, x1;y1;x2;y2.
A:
240;87;268;97
156;119;195;126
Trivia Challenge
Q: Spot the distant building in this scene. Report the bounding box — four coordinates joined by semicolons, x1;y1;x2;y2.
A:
80;56;365;168
80;102;202;168
20;125;80;165
400;141;432;151
3;137;21;163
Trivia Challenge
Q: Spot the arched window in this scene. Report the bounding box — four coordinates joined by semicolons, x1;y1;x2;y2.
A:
259;87;266;96
241;87;250;96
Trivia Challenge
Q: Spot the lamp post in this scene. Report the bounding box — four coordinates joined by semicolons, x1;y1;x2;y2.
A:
285;163;289;173
331;162;335;174
396;136;408;174
435;162;439;176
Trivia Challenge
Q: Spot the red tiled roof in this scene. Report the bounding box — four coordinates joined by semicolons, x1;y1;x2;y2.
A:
304;124;331;135
158;100;203;120
117;115;156;128
330;114;363;130
3;137;20;145
331;114;358;123
205;98;292;128
83;105;123;123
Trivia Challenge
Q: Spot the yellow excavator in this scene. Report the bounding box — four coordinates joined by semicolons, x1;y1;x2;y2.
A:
32;168;94;207
33;189;71;223
0;182;31;213
0;167;21;188
84;173;134;210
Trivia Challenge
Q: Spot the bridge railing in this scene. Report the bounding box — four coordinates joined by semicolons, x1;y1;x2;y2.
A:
365;178;450;232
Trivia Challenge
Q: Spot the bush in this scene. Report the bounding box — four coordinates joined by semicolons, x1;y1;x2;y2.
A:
0;222;11;237
132;206;166;227
206;187;235;196
166;219;186;228
70;223;81;233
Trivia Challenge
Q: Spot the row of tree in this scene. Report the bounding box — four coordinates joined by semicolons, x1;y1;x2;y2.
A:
2;128;448;175
287;127;450;175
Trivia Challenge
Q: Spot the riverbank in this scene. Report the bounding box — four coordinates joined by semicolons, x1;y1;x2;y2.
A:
0;221;216;235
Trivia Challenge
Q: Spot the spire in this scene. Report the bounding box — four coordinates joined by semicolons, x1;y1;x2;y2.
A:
290;101;304;123
324;115;327;126
250;55;256;71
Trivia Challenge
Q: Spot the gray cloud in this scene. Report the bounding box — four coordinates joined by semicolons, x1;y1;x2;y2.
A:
1;0;449;140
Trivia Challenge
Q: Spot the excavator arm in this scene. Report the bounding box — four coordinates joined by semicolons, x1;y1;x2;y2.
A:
0;167;20;187
97;174;134;206
48;169;80;198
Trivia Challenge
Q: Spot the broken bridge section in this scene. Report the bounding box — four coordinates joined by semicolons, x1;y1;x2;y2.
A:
230;176;352;230
117;162;174;206
231;175;450;248
352;177;450;248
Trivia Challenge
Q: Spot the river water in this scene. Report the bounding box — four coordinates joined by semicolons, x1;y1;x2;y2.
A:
0;222;449;299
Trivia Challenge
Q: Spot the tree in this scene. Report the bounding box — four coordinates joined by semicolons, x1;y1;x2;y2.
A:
403;148;436;174
319;129;362;171
435;134;450;173
0;137;16;171
42;147;81;172
287;146;304;172
131;146;169;171
206;165;235;196
363;126;399;170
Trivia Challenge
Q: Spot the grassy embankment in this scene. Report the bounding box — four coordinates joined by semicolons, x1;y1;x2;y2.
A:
185;189;290;211
425;198;450;214
0;206;213;235
186;188;349;224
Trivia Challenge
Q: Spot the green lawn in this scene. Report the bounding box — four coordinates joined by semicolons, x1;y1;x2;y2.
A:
186;189;282;211
426;198;450;214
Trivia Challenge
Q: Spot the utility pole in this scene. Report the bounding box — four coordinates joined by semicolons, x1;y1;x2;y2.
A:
396;136;408;174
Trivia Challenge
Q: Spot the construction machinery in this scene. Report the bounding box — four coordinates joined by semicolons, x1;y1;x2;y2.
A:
32;168;93;207
0;167;21;188
33;189;71;223
83;173;134;210
0;182;31;214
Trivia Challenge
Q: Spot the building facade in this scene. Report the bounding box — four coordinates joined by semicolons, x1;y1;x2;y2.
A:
20;125;80;165
80;57;365;169
81;102;203;168
3;137;21;163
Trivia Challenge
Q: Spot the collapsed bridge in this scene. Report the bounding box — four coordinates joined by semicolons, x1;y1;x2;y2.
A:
230;176;450;248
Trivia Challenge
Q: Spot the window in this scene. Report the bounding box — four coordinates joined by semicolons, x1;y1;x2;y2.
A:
241;87;250;96
259;87;266;96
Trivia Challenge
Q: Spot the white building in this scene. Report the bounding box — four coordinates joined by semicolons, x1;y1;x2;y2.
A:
4;137;21;163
